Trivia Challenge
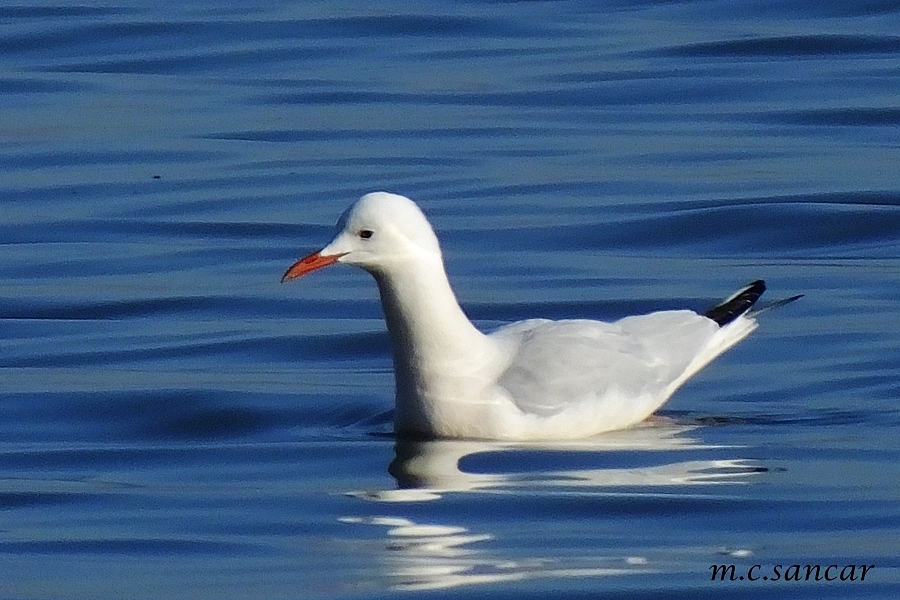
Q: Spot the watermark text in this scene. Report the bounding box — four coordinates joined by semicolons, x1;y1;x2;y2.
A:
710;563;873;582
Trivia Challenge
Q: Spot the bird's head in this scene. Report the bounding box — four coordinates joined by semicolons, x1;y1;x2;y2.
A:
281;192;441;282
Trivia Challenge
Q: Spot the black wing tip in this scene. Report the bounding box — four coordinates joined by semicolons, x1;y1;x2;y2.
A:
748;279;766;291
753;293;804;316
704;280;767;326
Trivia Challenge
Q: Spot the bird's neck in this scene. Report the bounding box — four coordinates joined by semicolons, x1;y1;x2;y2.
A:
373;256;489;367
371;256;498;435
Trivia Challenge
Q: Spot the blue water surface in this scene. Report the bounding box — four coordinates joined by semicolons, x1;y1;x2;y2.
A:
1;1;899;598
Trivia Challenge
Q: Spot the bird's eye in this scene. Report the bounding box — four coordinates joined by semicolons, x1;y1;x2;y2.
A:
359;229;373;240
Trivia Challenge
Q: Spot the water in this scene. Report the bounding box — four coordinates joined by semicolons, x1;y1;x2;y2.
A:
1;1;899;598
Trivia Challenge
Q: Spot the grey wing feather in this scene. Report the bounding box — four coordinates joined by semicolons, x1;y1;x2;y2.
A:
491;312;718;416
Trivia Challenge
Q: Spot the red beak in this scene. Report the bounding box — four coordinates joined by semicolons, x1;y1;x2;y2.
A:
281;251;344;283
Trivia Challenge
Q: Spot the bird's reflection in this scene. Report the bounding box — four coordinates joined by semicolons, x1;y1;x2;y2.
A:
354;421;760;501
342;422;763;590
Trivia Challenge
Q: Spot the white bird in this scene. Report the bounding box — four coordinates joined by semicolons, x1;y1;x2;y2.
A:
282;192;795;441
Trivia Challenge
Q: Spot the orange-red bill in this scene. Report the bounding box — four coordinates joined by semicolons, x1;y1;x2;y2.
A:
281;251;344;282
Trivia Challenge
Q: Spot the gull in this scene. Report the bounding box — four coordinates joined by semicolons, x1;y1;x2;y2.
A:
282;192;797;440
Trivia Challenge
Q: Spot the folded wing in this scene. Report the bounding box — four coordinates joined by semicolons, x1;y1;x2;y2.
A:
492;311;720;418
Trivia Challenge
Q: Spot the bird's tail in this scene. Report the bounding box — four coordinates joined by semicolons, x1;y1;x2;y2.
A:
665;280;800;402
747;293;804;317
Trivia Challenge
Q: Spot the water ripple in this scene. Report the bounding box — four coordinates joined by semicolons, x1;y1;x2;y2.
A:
763;107;900;127
663;34;900;58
